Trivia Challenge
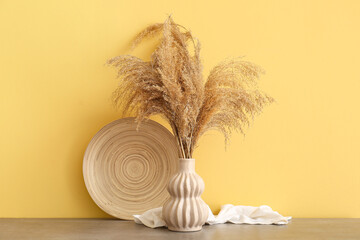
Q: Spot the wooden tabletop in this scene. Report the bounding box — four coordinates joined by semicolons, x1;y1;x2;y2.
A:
0;218;359;240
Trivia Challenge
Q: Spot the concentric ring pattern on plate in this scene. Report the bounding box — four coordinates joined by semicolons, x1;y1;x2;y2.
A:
83;118;178;220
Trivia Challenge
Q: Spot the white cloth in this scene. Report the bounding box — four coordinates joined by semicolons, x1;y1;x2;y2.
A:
134;204;291;228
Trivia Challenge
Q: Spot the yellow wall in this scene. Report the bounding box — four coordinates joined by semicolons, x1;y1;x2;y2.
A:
1;0;359;218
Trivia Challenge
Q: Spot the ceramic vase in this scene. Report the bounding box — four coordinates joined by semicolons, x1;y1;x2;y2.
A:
162;158;208;232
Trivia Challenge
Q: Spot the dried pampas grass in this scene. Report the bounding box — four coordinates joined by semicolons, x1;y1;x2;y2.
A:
108;16;273;158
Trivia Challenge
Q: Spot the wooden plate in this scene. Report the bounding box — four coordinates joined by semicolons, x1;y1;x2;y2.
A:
83;118;178;220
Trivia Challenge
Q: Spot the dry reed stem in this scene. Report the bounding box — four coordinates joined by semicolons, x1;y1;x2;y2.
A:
108;16;273;158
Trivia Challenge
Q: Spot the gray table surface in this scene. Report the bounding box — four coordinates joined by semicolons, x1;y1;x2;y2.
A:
0;218;359;240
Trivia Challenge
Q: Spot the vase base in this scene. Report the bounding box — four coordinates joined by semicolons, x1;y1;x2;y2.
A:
167;226;203;232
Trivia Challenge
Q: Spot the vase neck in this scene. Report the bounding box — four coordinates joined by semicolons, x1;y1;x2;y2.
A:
178;158;195;172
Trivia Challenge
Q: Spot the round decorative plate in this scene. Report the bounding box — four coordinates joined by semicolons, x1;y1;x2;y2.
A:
83;118;178;220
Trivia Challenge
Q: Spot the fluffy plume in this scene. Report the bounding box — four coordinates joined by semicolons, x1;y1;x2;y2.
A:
108;16;273;158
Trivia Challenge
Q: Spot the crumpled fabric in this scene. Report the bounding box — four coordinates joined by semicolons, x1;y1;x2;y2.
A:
134;204;291;228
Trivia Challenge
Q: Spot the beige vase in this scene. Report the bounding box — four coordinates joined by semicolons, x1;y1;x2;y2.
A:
162;158;208;232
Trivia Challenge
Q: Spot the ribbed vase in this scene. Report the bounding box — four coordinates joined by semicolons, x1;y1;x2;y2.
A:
162;158;208;232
